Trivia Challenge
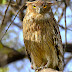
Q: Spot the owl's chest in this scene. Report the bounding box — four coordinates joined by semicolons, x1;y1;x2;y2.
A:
24;20;52;42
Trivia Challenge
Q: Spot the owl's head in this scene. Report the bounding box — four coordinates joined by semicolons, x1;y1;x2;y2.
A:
26;1;53;14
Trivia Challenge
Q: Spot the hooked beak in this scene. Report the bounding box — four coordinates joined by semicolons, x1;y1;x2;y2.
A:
36;8;42;14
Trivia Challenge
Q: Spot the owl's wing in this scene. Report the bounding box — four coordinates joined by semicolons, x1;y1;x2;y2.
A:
23;16;32;61
48;11;64;70
49;11;63;55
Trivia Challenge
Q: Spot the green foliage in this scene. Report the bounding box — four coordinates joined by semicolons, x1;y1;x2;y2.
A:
0;0;7;4
0;43;3;50
0;67;9;72
0;0;2;4
2;0;7;4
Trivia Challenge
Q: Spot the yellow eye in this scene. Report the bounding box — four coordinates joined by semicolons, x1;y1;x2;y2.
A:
43;5;47;8
33;5;36;8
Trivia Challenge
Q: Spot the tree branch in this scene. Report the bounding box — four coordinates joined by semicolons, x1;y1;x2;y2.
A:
0;42;27;67
63;44;72;52
0;42;72;67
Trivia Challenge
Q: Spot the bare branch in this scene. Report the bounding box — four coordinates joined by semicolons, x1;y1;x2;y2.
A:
0;0;11;28
0;42;27;67
0;4;25;41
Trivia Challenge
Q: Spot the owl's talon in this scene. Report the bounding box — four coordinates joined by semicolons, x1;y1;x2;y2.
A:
35;66;46;71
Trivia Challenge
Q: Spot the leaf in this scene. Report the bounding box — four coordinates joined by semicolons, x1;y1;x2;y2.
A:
0;68;9;72
0;0;2;4
2;0;7;4
0;43;3;49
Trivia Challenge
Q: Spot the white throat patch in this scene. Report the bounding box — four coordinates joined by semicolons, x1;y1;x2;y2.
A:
44;13;50;19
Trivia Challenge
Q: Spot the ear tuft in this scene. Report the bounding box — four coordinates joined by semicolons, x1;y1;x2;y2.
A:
26;2;33;6
46;2;53;6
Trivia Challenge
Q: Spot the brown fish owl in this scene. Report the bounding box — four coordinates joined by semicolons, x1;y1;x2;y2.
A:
23;1;63;71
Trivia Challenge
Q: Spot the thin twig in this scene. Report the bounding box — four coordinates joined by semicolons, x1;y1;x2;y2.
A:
0;0;11;28
63;0;67;70
64;0;67;51
64;55;72;67
59;24;72;31
0;4;25;41
58;7;65;23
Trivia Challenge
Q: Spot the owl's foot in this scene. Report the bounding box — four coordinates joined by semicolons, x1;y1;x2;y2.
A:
35;66;48;72
35;67;43;72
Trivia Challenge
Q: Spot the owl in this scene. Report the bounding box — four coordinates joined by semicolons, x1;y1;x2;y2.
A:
23;1;63;71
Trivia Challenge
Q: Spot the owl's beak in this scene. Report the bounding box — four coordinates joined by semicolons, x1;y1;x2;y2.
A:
36;8;42;14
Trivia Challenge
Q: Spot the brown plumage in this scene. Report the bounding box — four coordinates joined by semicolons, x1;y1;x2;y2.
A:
23;1;63;71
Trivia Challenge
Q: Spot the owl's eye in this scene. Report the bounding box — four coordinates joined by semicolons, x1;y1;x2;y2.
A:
33;5;36;8
43;5;47;8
